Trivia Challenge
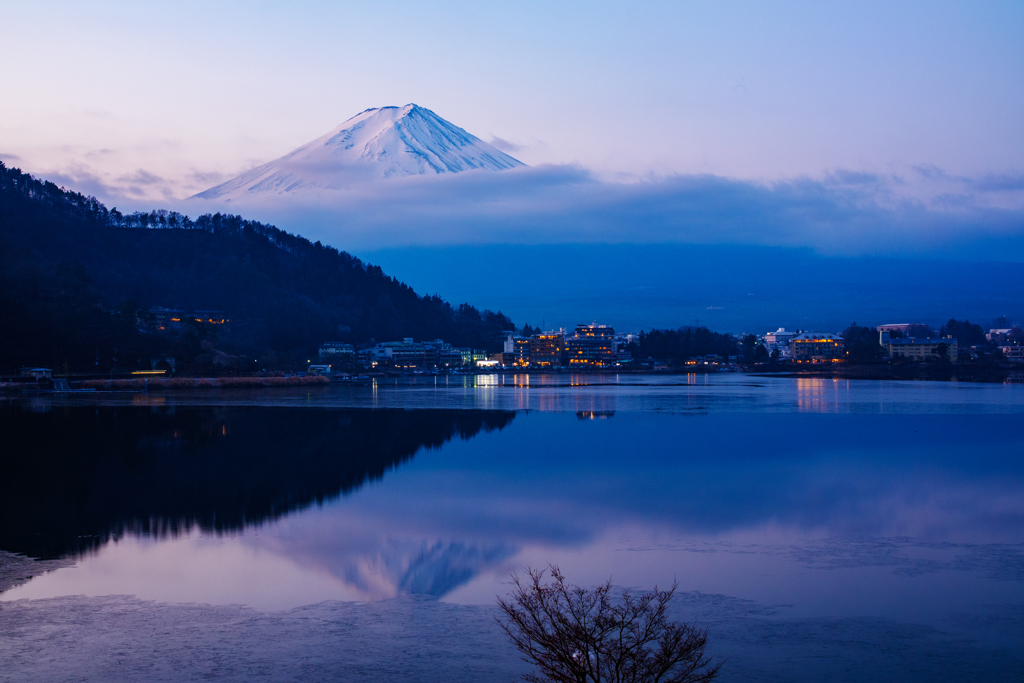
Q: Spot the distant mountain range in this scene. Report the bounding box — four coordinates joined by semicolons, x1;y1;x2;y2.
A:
193;104;523;201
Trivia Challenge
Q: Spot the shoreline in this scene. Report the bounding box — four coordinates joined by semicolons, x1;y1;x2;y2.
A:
0;551;74;595
1;364;1019;394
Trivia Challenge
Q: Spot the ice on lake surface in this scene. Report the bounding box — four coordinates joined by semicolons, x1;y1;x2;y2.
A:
1;374;1022;681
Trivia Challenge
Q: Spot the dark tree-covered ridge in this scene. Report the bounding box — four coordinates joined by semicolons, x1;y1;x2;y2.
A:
842;323;885;362
0;162;514;371
626;327;739;365
939;319;987;347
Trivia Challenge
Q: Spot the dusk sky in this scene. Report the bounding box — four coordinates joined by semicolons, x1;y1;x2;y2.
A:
5;7;1024;676
3;0;1023;258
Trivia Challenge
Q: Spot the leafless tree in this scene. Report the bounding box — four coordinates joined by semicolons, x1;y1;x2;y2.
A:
496;565;721;683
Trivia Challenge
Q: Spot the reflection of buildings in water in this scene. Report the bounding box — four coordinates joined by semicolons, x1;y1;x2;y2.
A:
503;373;621;413
510;374;531;411
796;377;847;413
505;373;563;412
534;390;561;413
576;411;615;420
24;398;52;413
472;374;498;410
572;391;616;417
527;374;561;386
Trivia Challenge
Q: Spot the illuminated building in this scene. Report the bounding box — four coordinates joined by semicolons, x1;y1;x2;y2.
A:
193;310;229;325
453;347;488;367
148;306;229;333
574;323;615;339
564;323;617;367
513;338;531;367
566;337;615;366
790;333;844;363
530;333;566;367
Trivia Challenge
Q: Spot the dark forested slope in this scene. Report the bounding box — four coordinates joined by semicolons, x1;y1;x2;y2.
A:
0;404;515;559
0;162;514;372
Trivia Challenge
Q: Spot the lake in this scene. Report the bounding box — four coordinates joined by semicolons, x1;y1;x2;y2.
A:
1;374;1022;681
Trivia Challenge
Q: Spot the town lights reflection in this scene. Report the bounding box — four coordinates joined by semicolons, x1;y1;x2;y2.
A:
796;377;848;413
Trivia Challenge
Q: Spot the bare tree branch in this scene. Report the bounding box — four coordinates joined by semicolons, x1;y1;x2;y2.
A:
496;565;721;683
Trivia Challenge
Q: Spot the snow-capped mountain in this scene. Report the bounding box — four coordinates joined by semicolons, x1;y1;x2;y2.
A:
192;104;523;200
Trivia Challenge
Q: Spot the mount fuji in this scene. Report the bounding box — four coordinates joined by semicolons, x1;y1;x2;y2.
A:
192;104;524;201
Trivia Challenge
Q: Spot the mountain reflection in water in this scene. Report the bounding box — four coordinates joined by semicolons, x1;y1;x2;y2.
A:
3;380;1024;682
0;405;515;561
4;398;1024;617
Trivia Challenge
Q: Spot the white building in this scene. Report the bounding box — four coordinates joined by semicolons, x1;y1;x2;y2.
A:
988;329;1013;343
318;342;355;362
370;338;425;366
1000;346;1024;362
764;328;795;358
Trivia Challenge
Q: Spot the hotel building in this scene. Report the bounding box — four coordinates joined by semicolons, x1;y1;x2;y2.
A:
881;332;958;362
530;333;566;367
566;323;616;366
790;333;844;363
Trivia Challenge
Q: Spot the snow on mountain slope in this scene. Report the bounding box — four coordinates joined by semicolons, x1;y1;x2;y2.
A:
192;104;524;200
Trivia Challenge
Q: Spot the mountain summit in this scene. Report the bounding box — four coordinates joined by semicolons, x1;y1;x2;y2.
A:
193;104;524;200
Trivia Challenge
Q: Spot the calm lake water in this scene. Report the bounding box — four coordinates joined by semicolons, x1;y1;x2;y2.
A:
2;374;1022;681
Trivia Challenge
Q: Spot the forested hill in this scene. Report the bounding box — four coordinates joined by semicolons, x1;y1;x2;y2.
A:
0;162;514;373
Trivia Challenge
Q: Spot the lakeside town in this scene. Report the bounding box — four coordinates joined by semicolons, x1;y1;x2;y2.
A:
311;320;1023;373
7;315;1023;390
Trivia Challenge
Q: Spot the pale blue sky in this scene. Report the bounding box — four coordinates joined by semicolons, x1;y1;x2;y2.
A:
2;0;1022;204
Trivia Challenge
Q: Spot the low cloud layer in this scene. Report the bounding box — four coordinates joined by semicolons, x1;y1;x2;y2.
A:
488;137;526;154
10;153;1024;260
178;164;1024;260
